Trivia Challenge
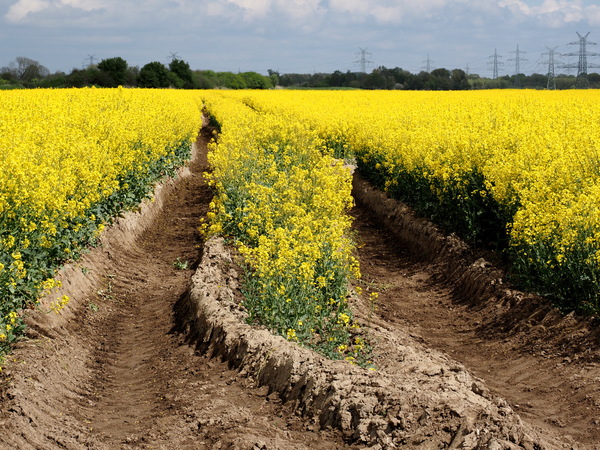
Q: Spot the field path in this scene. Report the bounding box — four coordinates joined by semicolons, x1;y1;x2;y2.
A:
352;190;600;449
0;132;348;449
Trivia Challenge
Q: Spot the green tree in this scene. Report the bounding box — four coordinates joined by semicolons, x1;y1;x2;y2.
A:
97;57;128;87
429;68;451;90
138;62;170;88
194;70;218;89
450;69;469;90
9;57;49;82
267;69;279;87
216;72;246;89
362;69;387;89
169;58;193;87
239;71;272;89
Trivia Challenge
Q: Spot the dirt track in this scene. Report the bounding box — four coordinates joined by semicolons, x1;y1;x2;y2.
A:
0;132;348;449
0;130;599;449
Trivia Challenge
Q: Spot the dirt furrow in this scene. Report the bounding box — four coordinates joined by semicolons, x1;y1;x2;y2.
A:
351;185;600;449
0;133;349;449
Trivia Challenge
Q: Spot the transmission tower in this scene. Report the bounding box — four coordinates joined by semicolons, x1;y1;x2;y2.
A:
543;46;559;90
355;48;373;73
422;54;434;73
562;32;600;88
83;54;97;68
488;48;503;79
508;45;527;88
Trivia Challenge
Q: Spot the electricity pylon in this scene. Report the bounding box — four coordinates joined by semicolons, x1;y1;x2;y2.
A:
562;32;600;88
355;48;373;73
508;45;527;88
543;46;559;90
489;48;503;79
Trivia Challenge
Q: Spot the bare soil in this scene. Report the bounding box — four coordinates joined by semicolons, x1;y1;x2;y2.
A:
0;129;598;449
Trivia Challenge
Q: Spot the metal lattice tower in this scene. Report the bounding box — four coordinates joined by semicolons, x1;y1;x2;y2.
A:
355;48;373;73
84;54;97;68
422;54;434;73
489;48;503;79
508;45;527;88
543;46;558;90
562;32;600;88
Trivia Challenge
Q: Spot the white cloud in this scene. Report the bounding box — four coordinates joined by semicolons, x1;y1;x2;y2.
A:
224;0;271;20
498;0;587;26
275;0;324;21
5;0;105;22
6;0;50;22
329;0;448;23
587;5;600;26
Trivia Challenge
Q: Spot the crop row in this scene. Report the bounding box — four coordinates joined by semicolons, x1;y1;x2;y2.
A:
0;88;202;352
199;91;372;365
207;90;600;314
3;88;597;360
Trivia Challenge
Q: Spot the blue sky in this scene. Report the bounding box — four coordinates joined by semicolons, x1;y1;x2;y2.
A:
2;0;600;76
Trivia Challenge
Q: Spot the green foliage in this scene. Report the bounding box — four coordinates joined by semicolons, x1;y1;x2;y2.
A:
0;138;192;355
510;229;600;314
216;72;247;89
239;71;273;89
169;58;193;87
98;57;128;87
138;61;170;88
355;154;511;250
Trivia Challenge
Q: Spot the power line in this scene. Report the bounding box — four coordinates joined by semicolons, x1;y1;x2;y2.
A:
488;48;503;79
82;54;97;69
422;54;434;73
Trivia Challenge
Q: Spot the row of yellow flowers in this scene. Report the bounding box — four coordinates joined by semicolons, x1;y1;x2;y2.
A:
0;88;202;352
199;91;372;365
207;89;600;313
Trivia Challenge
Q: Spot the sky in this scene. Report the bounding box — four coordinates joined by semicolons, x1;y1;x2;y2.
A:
2;0;600;77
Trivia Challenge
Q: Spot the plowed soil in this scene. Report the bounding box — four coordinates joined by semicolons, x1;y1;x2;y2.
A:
0;129;599;449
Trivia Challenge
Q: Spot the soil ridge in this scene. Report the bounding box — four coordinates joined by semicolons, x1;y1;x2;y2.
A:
351;174;600;362
176;236;558;448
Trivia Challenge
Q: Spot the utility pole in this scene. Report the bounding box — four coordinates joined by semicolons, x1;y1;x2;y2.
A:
543;46;559;90
562;32;600;88
508;45;527;88
355;48;373;73
489;48;503;79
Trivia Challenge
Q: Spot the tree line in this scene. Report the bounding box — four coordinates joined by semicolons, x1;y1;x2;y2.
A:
0;56;275;89
1;56;598;90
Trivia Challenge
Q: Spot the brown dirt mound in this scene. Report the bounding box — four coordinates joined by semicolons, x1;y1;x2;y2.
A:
177;236;558;448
